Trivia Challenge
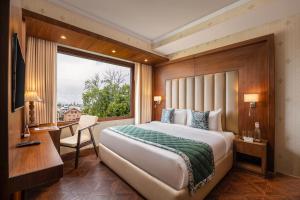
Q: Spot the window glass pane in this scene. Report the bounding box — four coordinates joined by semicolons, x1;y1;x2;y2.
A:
57;53;131;122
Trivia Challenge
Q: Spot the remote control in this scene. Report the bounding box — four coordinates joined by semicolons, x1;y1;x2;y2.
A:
16;141;41;148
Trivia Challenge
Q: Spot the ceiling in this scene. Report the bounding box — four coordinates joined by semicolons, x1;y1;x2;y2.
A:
49;0;238;41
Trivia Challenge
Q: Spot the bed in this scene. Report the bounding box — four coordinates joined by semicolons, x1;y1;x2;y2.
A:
99;71;239;200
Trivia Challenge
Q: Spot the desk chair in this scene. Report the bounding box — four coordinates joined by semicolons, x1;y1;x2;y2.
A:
60;115;98;168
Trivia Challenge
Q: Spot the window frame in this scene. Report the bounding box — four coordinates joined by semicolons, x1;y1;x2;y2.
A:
57;46;135;122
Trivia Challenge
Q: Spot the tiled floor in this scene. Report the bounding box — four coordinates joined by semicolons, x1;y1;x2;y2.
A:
28;149;300;200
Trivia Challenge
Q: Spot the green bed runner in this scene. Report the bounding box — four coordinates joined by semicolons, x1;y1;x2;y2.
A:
109;125;215;193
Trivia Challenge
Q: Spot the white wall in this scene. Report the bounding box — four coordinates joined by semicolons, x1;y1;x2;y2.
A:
60;118;134;155
21;0;154;53
169;14;300;177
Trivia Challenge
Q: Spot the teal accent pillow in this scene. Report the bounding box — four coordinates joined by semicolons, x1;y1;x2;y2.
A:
161;109;175;123
191;111;210;130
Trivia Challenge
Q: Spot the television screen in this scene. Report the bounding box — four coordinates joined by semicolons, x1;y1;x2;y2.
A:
12;33;25;112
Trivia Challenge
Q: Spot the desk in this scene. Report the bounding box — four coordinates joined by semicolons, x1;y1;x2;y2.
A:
9;131;63;194
32;124;61;154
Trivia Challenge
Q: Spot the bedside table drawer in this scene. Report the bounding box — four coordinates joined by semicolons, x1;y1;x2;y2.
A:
234;141;266;157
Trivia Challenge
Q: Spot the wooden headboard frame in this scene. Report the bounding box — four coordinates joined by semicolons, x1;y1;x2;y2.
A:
153;34;275;171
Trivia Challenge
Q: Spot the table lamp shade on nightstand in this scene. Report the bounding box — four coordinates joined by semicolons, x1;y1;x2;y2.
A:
25;90;42;126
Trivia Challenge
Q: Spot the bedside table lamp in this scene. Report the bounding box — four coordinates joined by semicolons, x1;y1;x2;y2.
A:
244;93;259;117
153;96;161;108
25;90;42;126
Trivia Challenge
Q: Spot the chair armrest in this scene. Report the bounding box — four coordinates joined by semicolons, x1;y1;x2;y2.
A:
77;123;98;133
58;122;78;130
76;123;98;148
59;122;79;136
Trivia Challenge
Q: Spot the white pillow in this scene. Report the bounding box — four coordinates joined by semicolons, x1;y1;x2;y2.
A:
186;108;223;131
173;109;187;125
186;109;193;126
209;108;223;131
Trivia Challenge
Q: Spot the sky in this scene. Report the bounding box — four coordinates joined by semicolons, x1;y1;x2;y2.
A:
57;53;131;105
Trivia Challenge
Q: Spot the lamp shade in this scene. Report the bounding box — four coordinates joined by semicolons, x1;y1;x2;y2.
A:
153;96;161;102
244;93;259;102
25;90;42;102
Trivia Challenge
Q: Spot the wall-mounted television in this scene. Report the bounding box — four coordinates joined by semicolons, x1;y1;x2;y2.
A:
12;33;26;112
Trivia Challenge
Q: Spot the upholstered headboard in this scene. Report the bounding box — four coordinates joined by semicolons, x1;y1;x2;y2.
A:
165;71;238;133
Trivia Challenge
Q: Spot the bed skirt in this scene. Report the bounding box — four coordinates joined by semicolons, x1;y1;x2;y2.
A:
99;143;233;200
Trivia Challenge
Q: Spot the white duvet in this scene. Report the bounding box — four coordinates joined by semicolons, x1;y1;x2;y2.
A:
100;121;234;190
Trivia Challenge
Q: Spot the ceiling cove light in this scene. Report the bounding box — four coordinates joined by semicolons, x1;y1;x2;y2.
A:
60;35;67;40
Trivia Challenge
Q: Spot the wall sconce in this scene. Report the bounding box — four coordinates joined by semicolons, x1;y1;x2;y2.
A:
25;90;42;127
244;93;259;116
153;96;161;108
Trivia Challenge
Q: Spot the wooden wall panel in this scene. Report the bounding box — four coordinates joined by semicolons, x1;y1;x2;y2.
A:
152;59;194;120
1;0;25;198
0;1;10;199
8;0;26;196
153;35;275;171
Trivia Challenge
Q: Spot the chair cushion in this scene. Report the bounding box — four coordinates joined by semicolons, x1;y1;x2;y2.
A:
61;115;98;147
60;134;91;147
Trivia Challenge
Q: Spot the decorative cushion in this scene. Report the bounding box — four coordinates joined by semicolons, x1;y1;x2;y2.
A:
209;108;223;131
60;134;91;147
161;108;175;123
190;111;210;130
173;109;187;125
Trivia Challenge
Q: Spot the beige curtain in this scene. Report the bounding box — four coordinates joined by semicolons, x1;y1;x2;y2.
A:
25;37;57;124
135;63;152;124
134;63;141;124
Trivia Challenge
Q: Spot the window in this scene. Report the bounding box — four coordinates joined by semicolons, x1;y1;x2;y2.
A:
57;47;134;122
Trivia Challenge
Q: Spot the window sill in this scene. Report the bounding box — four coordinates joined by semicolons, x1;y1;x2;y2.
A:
97;116;134;122
57;116;134;124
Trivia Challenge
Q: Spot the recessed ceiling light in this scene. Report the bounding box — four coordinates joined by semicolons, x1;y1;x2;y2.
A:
60;35;67;40
112;50;116;53
144;59;148;62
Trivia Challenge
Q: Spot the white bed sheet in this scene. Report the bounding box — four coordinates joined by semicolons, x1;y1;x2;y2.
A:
100;121;234;190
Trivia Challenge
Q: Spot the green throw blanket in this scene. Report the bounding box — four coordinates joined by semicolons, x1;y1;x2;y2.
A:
109;125;215;193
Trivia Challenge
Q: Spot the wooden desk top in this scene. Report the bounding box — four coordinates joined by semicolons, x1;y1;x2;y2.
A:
9;129;63;192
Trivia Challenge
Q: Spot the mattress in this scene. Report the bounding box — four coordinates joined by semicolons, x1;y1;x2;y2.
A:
100;121;234;190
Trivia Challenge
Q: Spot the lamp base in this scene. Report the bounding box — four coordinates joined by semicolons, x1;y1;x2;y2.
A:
28;101;37;126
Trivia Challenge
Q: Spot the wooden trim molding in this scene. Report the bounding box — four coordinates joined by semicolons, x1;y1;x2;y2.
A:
22;9;168;65
156;34;274;67
58;46;134;68
153;34;275;172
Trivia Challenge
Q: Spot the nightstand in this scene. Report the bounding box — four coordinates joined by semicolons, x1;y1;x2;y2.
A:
233;136;267;176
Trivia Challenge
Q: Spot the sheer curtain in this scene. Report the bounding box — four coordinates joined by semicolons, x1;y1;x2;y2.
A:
135;63;152;124
25;37;57;124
